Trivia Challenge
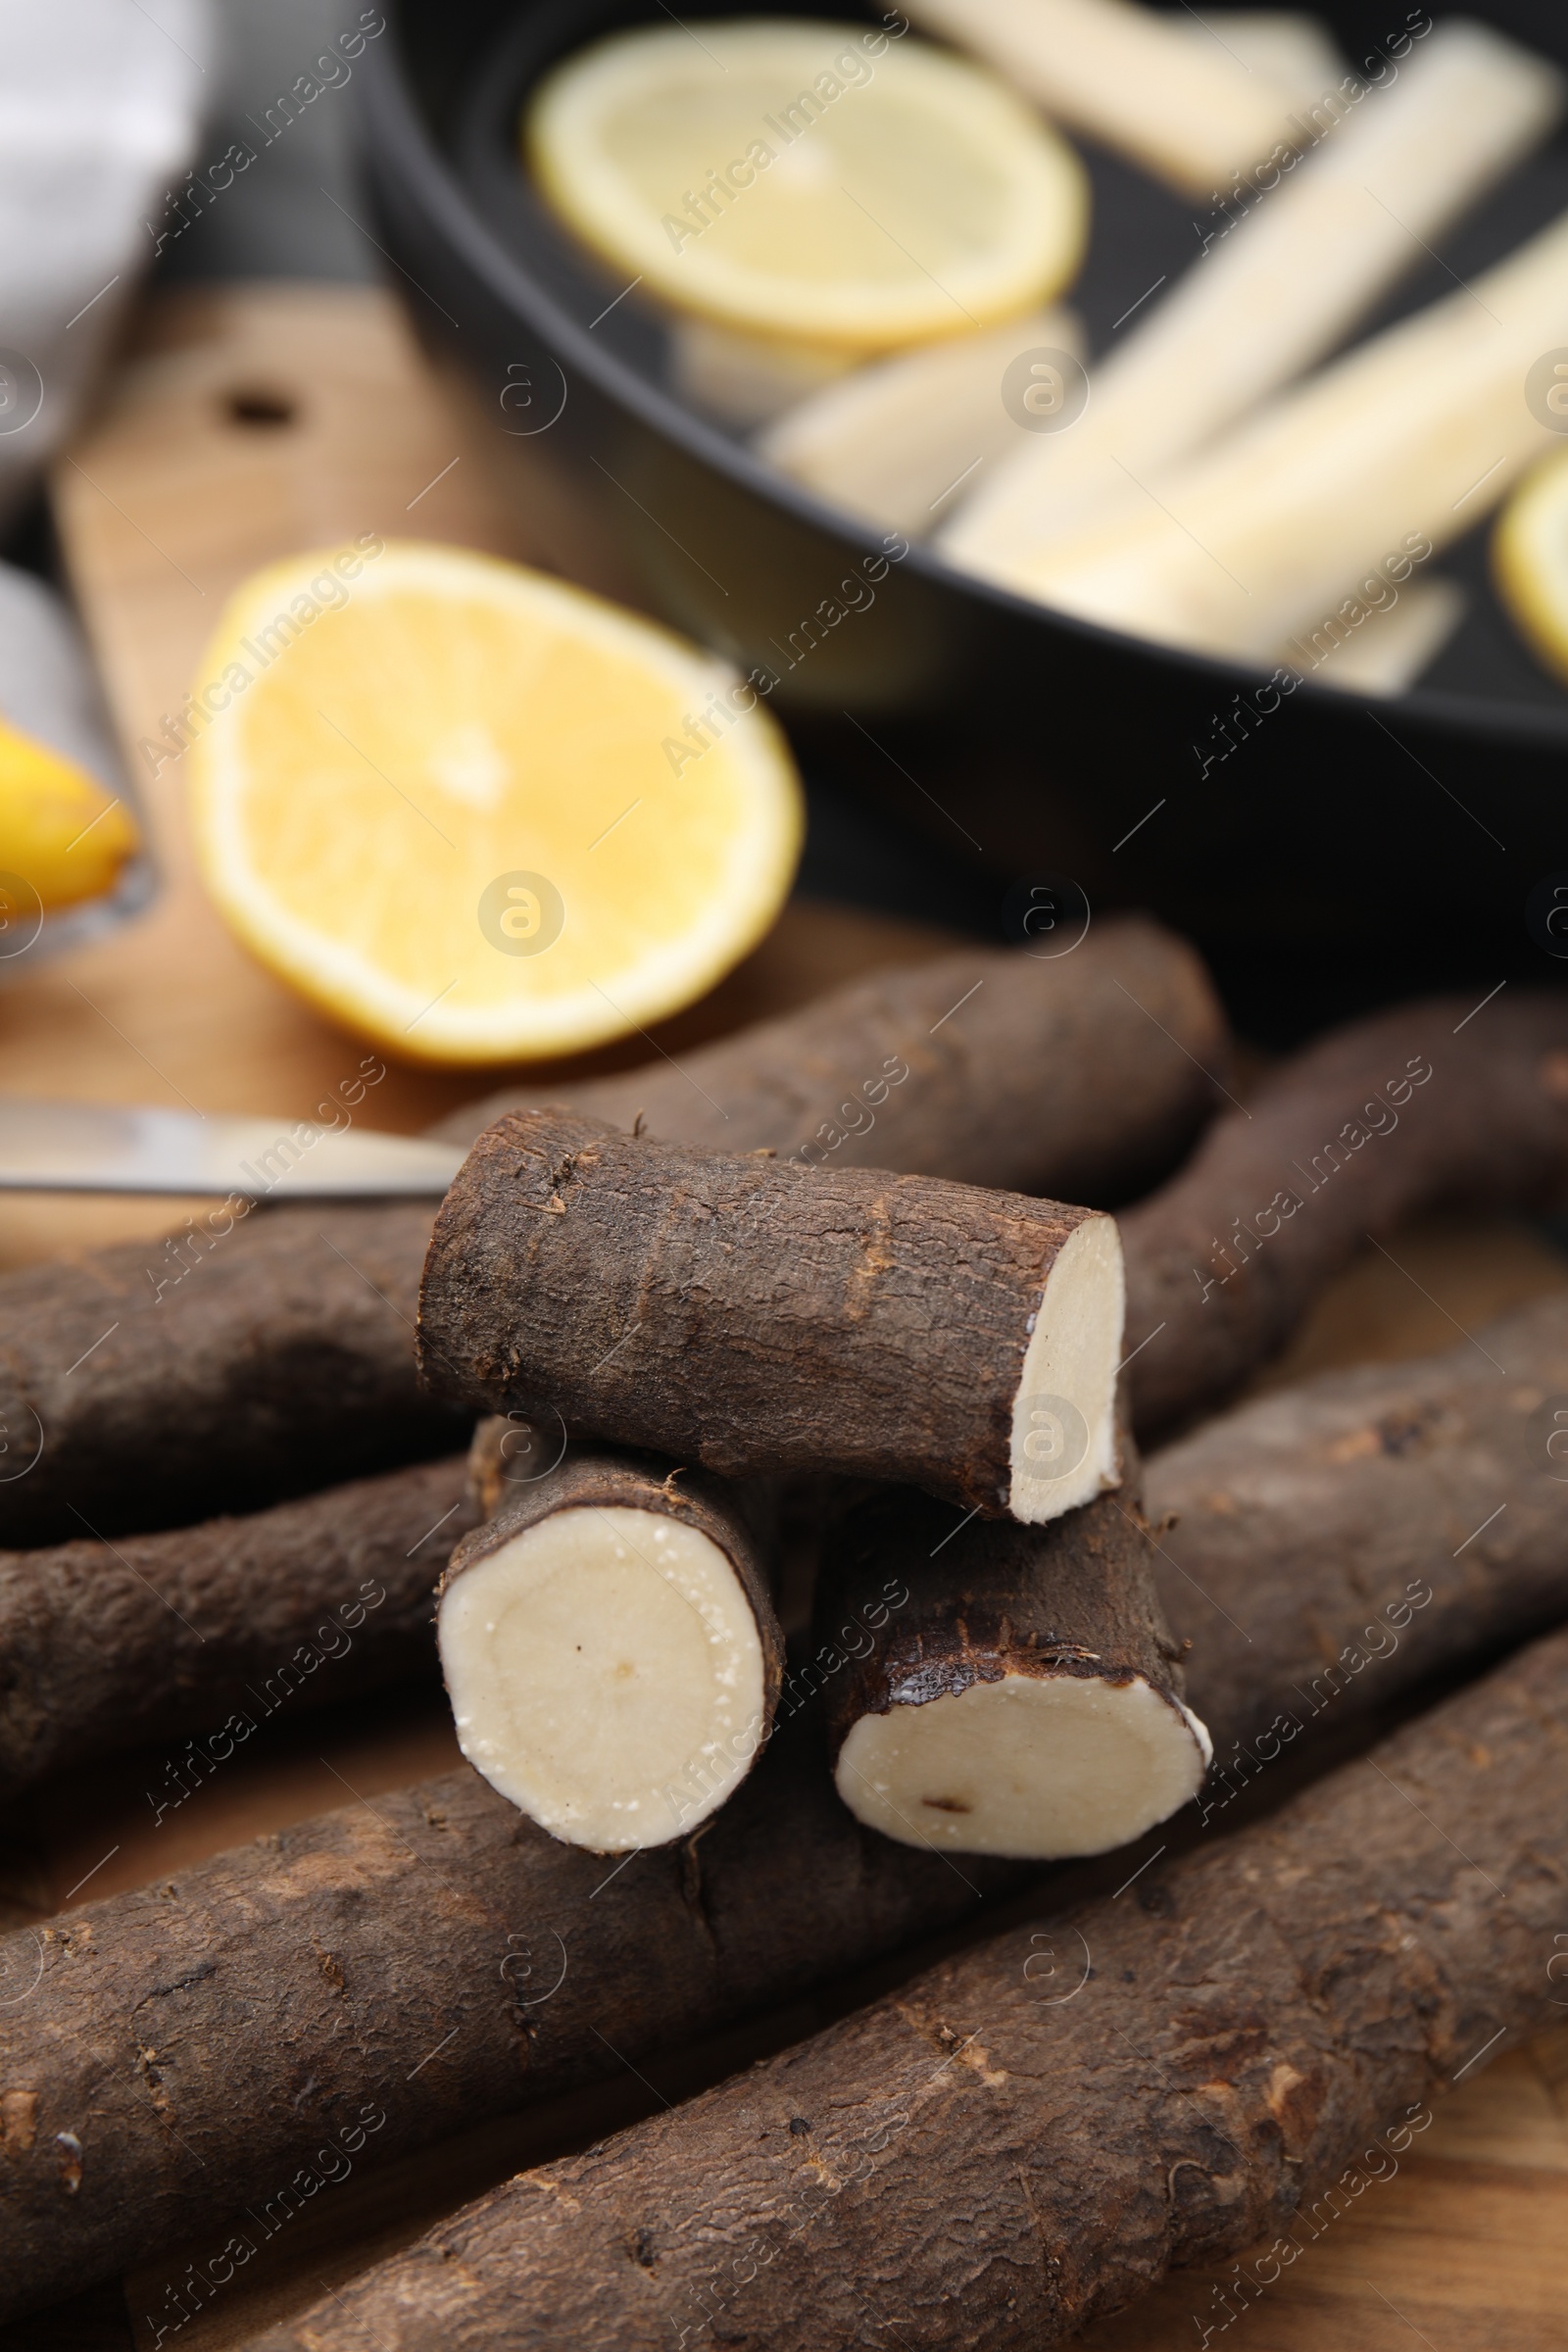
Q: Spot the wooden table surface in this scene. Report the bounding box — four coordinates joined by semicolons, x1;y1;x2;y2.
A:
3;282;1566;2352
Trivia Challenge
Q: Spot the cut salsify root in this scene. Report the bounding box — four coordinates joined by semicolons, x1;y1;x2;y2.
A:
816;1473;1209;1859
453;1312;1183;1877
439;1450;783;1851
417;1110;1127;1524
451;1436;1209;1868
438;992;1568;1864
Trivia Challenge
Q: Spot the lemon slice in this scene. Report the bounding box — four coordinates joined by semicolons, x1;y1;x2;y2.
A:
526;19;1088;353
1494;445;1568;684
0;716;139;910
188;542;804;1065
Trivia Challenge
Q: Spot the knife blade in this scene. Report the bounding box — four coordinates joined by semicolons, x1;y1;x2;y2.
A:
0;1100;466;1198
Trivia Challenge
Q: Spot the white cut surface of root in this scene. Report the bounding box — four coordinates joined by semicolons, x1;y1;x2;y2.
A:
439;1503;767;1852
835;1673;1211;1857
1009;1211;1125;1522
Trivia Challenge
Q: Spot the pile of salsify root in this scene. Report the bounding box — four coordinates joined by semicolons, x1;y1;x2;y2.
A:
404;928;1568;1868
10;921;1568;2349
8;919;1568;1872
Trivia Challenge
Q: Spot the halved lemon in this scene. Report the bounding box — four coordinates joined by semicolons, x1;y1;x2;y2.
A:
1494;444;1568;684
0;716;139;909
188;542;804;1065
526;19;1088;353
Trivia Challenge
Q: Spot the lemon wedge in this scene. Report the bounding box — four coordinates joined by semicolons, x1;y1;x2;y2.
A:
188;542;804;1065
526;18;1088;354
1494;444;1568;685
0;716;139;910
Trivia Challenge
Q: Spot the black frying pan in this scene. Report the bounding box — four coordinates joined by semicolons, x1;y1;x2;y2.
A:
357;0;1568;1032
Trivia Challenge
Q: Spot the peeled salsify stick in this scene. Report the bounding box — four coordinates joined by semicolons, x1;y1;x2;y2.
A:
1294;575;1465;696
439;1441;784;1852
668;316;862;430
417;1110;1128;1524
756;307;1084;537
700;26;1339;466
999;203;1568;662
942;20;1563;576
1170;10;1346;110
904;0;1302;196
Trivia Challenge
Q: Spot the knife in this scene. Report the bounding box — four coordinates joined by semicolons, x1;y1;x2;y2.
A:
0;1100;466;1198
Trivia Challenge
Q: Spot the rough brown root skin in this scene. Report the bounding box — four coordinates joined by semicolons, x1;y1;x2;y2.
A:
466;1411;563;1518
0;925;1223;1548
1145;1288;1568;1772
0;1200;466;1547
418;1111;1125;1522
815;1476;1208;1858
0;1710;1010;2328
251;1627;1568;2352
440;919;1227;1198
1122;989;1568;1438
439;1454;784;1851
5;1298;1564;2322
0;1455;475;1803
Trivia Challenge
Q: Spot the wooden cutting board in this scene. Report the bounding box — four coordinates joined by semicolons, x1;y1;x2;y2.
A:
6;282;1566;2352
1;281;946;1276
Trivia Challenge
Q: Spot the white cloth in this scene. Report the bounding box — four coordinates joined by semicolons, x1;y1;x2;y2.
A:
0;0;212;529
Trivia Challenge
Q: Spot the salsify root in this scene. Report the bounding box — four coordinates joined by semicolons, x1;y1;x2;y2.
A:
813;1462;1209;1861
417;1110;1127;1524
0;1453;476;1804
1122;987;1568;1437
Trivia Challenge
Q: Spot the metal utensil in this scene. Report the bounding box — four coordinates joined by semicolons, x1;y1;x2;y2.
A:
0;1100;466;1198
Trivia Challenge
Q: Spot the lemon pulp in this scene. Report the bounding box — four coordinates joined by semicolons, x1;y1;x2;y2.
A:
1494;444;1568;685
189;541;804;1064
526;19;1088;353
